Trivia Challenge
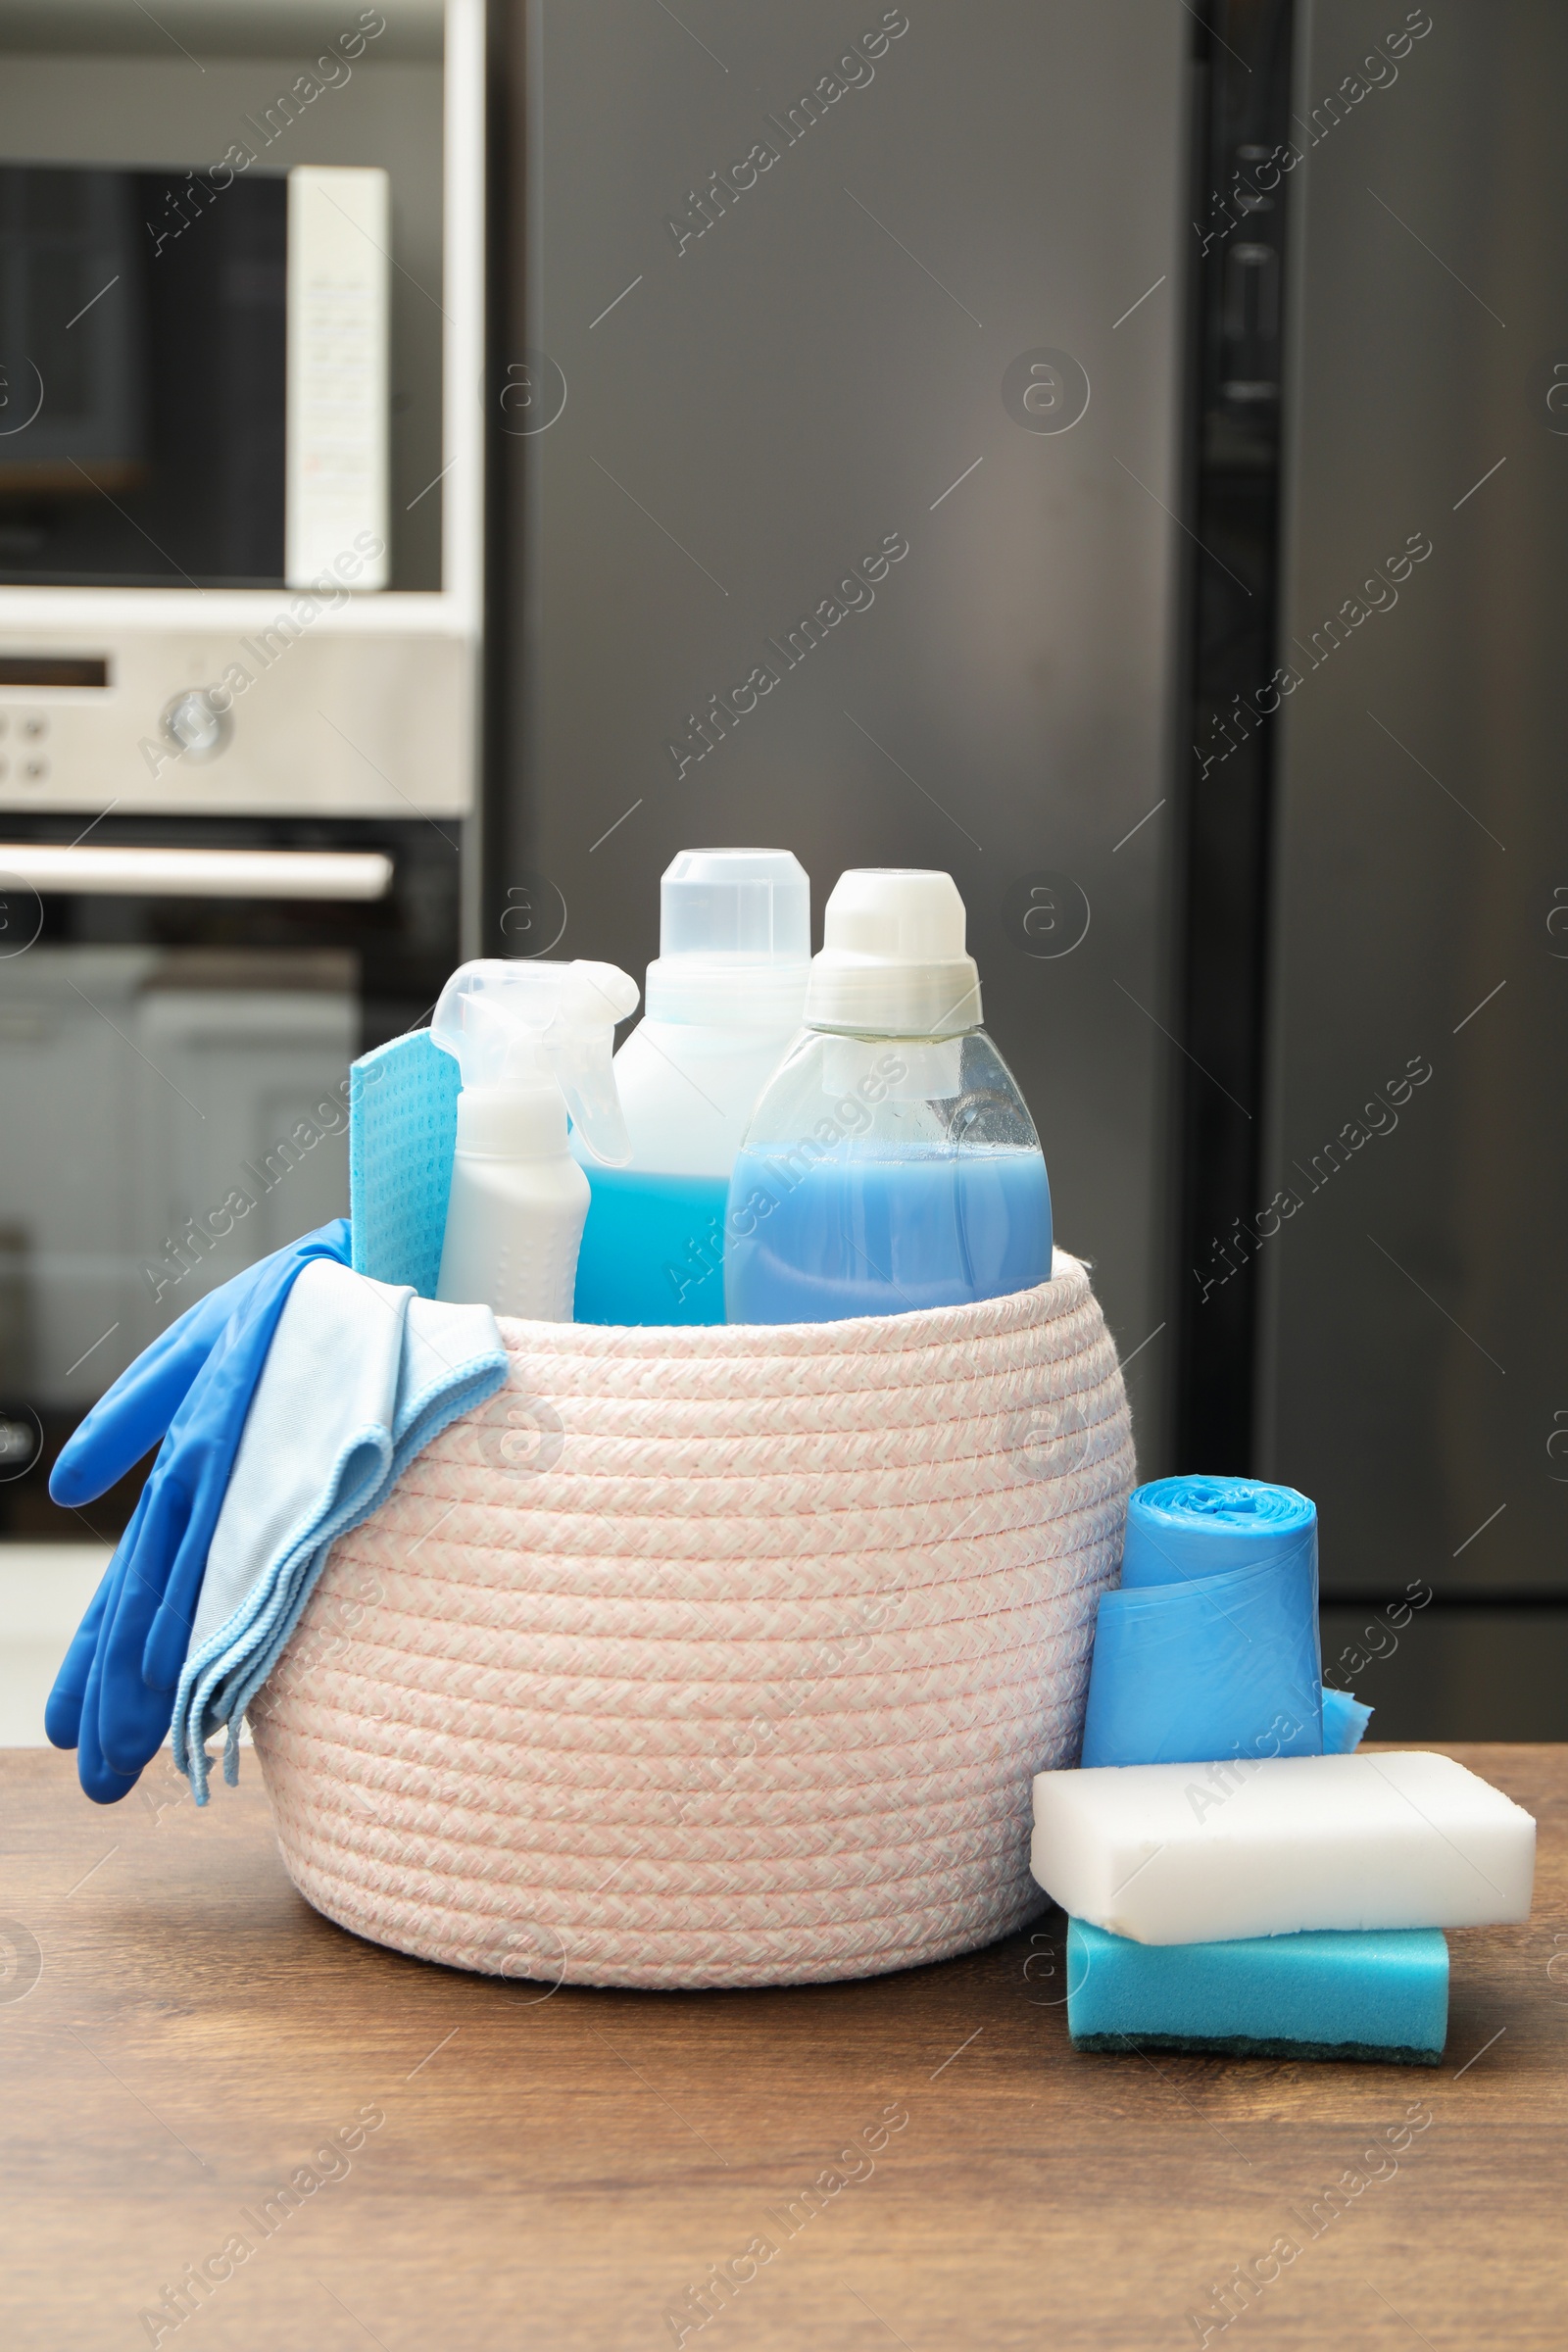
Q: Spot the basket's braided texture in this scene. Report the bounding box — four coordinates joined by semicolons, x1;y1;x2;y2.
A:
252;1254;1133;1987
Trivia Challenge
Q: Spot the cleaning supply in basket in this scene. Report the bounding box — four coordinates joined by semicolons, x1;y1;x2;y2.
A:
724;868;1052;1323
1080;1475;1325;1767
572;848;810;1325
1063;1918;1449;2065
44;1218;351;1804
1030;1750;1538;1944
350;1027;460;1297
430;958;640;1318
172;1256;507;1800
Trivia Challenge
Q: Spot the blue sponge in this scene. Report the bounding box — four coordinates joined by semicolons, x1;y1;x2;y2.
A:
1065;1918;1448;2065
349;1029;460;1298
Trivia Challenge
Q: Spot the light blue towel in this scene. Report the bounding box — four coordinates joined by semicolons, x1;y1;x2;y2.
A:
171;1258;507;1800
349;1028;461;1298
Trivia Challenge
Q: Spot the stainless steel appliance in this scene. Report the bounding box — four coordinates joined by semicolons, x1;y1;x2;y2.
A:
0;0;482;837
1254;0;1568;1730
0;152;395;595
496;0;1567;1737
0;0;485;1543
493;0;1194;1459
1;159;291;589
0;816;461;1537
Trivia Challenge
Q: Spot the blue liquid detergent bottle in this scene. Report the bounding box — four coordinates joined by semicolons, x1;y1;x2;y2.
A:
571;850;810;1324
724;868;1052;1324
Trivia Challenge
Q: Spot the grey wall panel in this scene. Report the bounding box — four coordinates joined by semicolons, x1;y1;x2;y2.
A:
501;0;1190;1453
1261;2;1568;1592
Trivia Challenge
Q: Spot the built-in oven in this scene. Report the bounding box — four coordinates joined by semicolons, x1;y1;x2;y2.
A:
0;810;462;1543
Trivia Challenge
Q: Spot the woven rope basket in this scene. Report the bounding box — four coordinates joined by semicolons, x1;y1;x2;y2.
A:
251;1251;1134;1989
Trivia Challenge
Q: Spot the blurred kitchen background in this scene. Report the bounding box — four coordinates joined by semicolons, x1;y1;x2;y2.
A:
0;0;1562;1741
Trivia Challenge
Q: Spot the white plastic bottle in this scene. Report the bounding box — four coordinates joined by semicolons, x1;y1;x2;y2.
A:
571;849;810;1324
430;958;640;1320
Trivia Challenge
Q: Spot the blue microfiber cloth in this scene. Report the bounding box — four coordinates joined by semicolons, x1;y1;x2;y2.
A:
171;1257;507;1800
1065;1918;1448;2064
1082;1475;1329;1767
349;1028;460;1297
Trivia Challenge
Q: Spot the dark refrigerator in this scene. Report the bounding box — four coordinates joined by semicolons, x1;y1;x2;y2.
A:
492;0;1195;1471
491;0;1568;1736
1256;0;1568;1732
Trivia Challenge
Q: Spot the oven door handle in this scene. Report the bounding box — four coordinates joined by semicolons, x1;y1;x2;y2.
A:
0;844;394;900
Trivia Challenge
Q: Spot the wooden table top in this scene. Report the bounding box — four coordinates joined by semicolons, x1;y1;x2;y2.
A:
2;1741;1562;2350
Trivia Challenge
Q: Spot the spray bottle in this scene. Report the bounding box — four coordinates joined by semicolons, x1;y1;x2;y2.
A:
430;959;640;1319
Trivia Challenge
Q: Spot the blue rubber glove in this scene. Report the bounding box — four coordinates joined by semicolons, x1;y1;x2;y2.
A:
49;1252;276;1508
43;1254;291;1758
46;1220;351;1800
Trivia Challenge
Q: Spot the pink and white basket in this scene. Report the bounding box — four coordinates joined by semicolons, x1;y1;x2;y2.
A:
252;1251;1134;1989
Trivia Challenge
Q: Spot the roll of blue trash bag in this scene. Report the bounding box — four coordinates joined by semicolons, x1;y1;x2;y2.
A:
1080;1475;1323;1768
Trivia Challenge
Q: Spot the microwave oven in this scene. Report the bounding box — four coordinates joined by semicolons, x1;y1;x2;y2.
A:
0;0;485;826
0;158;389;592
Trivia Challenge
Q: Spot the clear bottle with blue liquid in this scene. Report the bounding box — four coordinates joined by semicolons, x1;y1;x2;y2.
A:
724;869;1053;1324
571;850;810;1324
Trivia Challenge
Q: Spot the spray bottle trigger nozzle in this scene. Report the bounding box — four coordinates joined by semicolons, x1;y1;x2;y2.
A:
429;957;640;1165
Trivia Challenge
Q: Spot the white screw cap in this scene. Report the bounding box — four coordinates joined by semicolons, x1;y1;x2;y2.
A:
805;868;983;1037
647;847;810;1025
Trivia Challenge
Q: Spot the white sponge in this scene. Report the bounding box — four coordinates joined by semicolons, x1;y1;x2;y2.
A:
1030;1750;1535;1945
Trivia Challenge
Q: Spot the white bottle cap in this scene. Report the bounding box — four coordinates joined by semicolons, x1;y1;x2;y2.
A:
804;869;983;1037
645;848;811;1025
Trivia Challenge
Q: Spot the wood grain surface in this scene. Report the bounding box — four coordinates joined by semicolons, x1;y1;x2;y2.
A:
1;1741;1562;2350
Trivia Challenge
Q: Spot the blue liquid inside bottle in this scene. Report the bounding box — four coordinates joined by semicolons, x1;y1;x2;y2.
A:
724;1144;1052;1324
574;1166;730;1325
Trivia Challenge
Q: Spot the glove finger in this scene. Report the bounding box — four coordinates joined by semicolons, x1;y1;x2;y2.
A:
42;1482;153;1747
75;1606;141;1805
107;1662;180;1778
98;1477;192;1780
144;1513;215;1693
47;1220;343;1510
43;1567;117;1750
48;1264;265;1507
